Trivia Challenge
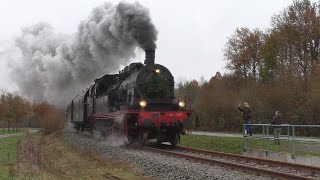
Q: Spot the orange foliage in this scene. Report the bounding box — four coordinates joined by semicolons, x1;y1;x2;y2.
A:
33;102;65;132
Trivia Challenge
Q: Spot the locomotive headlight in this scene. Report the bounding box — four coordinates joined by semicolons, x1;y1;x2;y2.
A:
178;101;185;108
155;69;161;74
139;100;147;108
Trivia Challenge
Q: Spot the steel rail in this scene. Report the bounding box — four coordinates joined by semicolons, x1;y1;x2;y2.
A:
142;146;316;180
174;146;320;174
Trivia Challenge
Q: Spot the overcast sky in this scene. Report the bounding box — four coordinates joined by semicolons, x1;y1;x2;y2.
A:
0;0;307;92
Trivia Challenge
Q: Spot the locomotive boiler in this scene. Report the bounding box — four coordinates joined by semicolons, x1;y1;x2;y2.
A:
66;50;193;145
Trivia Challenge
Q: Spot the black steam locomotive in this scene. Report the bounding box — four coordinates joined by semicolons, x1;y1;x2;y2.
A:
66;50;192;145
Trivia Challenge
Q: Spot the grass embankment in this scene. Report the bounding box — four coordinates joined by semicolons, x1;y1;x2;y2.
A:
0;131;147;180
0;135;20;179
180;134;320;157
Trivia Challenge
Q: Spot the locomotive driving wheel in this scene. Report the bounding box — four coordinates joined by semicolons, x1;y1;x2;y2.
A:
75;123;80;132
170;133;179;146
127;136;134;144
139;130;148;146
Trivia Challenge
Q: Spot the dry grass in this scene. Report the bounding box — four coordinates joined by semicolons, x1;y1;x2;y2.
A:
14;132;150;180
16;131;44;171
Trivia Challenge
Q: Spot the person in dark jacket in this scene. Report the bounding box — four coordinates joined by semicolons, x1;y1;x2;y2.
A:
238;102;252;136
270;111;282;145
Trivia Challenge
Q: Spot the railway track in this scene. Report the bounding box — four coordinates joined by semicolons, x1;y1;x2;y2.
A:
142;145;320;180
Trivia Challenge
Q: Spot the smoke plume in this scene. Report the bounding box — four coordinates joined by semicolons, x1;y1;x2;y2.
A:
10;2;157;107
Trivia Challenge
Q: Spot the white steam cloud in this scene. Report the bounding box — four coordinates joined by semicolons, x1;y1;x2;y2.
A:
9;2;157;107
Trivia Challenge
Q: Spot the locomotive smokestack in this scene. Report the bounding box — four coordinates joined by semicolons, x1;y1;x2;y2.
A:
144;50;155;65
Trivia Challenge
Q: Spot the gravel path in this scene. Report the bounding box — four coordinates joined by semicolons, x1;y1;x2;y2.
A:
61;130;272;180
0;134;19;138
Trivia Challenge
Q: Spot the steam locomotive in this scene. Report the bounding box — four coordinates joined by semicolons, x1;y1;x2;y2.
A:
66;50;192;146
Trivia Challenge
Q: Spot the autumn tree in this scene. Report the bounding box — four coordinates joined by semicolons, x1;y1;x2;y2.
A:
175;0;320;136
224;28;264;80
0;91;32;131
266;0;320;83
0;90;9;128
176;80;200;110
33;102;65;132
14;95;32;130
0;90;64;131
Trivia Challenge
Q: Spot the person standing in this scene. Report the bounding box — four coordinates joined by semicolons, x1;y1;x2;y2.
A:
238;102;253;136
271;111;282;145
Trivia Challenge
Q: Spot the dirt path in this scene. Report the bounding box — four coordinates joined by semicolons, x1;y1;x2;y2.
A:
0;130;38;139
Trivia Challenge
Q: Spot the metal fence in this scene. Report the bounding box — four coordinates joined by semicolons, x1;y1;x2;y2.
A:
242;124;320;159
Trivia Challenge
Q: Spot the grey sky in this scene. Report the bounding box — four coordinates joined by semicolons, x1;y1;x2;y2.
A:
0;0;303;92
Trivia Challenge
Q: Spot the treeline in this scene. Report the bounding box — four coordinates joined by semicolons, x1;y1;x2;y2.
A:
0;90;65;132
176;0;320;136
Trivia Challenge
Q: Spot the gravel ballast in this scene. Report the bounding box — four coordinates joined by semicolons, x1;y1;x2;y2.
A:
61;130;272;180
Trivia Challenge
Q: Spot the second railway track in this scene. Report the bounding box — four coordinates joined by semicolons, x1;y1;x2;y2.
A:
142;145;320;180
